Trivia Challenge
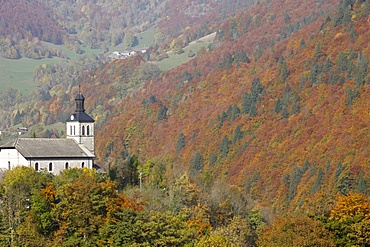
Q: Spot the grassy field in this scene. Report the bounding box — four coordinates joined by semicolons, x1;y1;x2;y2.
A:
0;44;103;95
0;29;214;95
110;25;155;52
135;25;156;49
0;57;57;94
154;38;214;71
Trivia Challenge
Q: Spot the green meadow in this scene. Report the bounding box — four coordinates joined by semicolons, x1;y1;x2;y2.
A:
0;43;103;95
0;29;214;94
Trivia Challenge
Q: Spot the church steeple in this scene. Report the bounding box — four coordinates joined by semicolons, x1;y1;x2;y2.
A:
66;88;95;155
75;92;85;113
75;85;85;113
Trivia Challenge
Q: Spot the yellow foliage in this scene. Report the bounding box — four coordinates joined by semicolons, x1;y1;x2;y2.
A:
334;32;343;39
330;193;370;223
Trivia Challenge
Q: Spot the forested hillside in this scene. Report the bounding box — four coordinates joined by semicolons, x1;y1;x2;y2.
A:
0;0;253;59
95;0;370;210
1;0;370;246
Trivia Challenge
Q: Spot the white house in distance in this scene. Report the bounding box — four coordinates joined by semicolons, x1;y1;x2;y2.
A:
0;91;95;175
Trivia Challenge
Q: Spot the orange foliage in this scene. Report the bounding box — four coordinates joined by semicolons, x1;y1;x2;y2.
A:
40;182;56;204
330;193;370;223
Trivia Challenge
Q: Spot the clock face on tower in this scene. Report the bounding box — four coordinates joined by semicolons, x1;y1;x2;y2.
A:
71;115;74;120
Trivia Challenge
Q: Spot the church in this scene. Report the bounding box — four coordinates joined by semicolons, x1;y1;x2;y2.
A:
0;91;95;175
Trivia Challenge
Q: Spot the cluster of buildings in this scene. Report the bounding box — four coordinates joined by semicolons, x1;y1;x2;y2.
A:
109;48;147;60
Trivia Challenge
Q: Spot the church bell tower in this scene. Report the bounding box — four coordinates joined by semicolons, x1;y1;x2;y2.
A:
66;90;95;154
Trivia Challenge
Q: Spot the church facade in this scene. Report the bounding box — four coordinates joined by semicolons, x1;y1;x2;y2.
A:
0;91;95;175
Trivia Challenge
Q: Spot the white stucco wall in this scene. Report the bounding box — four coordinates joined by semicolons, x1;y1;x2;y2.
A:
29;158;94;175
0;148;28;170
66;122;94;154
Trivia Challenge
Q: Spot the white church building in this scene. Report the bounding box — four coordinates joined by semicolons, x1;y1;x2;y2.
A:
0;91;95;175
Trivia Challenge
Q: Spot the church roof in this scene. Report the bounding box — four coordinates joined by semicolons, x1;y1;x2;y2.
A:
66;91;94;123
0;138;94;158
66;112;94;122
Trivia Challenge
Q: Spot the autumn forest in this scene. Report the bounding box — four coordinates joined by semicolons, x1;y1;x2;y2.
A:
0;0;370;246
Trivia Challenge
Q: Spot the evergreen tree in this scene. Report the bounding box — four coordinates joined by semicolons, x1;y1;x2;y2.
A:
299;74;307;88
209;152;217;165
328;70;339;85
220;54;234;70
288;165;304;201
332;0;353;27
149;95;157;104
290;93;300;115
339;76;346;86
241;92;252;114
232;125;243;143
313;42;323;61
349;23;358;39
190;152;203;174
337;171;350;195
251;78;264;102
334;161;344;182
278;56;289;83
218;111;228;128
229;104;240;122
13;109;21;125
281;106;290;119
354;51;369;88
274;97;283;114
337;52;348;73
325;159;331;172
312;168;324;194
220;135;231;158
345;86;354;107
157;106;168;121
254;45;263;62
176;133;186;153
356;171;368;195
309;63;320;83
346;60;355;79
283;84;291;101
323;57;333;73
234;50;251;64
284;10;291;23
249;103;258;117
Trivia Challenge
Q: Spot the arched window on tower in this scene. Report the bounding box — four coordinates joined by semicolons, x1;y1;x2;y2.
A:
81;162;85;168
87;125;90;136
48;162;53;172
82;125;85;135
65;162;69;169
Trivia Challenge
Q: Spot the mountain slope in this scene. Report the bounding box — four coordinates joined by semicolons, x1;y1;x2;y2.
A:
0;0;64;44
1;0;368;215
94;0;370;212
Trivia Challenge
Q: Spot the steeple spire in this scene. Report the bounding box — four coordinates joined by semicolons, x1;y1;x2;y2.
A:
75;90;85;113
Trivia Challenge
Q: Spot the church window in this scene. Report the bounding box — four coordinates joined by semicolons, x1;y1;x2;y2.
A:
87;125;90;136
35;163;39;171
65;162;69;169
48;162;53;172
81;162;85;168
70;126;72;135
73;126;76;135
82;125;85;135
8;161;10;170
